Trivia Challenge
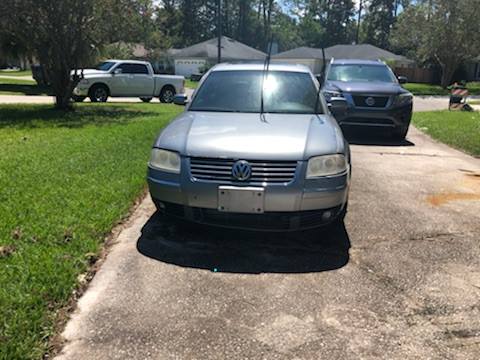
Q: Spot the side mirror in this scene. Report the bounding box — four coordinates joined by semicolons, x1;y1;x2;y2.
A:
328;97;348;117
173;94;188;106
397;76;408;84
113;68;122;75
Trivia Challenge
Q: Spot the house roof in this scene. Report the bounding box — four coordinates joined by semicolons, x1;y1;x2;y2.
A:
273;44;413;63
272;46;326;59
174;36;266;61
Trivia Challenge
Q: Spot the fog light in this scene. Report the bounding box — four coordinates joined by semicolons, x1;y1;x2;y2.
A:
322;211;332;220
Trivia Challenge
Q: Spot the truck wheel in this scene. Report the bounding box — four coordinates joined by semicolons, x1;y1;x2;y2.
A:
72;95;86;102
140;97;153;103
89;84;109;103
159;86;176;103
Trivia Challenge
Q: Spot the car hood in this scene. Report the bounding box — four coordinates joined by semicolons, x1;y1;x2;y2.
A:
155;112;345;161
326;80;407;95
70;69;109;77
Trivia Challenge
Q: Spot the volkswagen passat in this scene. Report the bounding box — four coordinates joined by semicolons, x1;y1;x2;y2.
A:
147;63;351;231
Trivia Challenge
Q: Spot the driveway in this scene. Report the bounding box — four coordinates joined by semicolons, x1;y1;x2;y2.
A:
56;124;480;359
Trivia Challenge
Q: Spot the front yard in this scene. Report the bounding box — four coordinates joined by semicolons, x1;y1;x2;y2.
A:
0;103;182;359
404;82;480;96
413;111;480;157
0;77;50;95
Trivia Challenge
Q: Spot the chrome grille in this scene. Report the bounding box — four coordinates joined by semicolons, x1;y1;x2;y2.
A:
189;157;298;184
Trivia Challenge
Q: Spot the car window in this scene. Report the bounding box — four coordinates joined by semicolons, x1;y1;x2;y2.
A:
327;64;397;83
96;61;115;71
116;63;148;74
190;70;322;114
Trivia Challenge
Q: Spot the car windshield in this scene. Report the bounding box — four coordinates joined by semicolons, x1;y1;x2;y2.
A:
327;64;397;83
189;70;322;114
96;61;116;71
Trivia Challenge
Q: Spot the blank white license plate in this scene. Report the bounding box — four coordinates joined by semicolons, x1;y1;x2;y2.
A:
218;186;265;213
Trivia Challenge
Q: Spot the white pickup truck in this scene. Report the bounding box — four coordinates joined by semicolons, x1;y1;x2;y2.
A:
72;60;185;103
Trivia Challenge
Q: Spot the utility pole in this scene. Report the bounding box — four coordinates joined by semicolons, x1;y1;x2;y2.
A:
217;0;222;64
356;0;363;44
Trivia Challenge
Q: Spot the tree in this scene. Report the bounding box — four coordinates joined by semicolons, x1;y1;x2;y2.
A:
391;0;480;87
363;0;395;49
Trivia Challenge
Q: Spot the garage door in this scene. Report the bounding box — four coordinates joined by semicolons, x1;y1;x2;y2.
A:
175;59;206;77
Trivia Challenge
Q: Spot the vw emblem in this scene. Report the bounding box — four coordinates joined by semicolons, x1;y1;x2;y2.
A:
365;97;376;106
232;160;252;181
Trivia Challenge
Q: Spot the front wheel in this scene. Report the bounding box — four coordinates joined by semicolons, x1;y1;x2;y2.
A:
89;85;109;103
159;86;176;103
140;97;152;103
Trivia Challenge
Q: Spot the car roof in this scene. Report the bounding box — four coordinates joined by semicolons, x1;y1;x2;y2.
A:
105;59;150;65
210;62;312;73
331;59;386;66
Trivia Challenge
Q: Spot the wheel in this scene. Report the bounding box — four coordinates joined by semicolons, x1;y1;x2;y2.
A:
159;86;176;103
140;97;153;103
89;84;109;103
72;95;86;102
392;126;409;140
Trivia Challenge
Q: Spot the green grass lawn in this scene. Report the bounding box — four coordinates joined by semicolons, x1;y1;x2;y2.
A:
413;111;480;157
0;69;32;77
185;79;199;89
0;103;182;359
0;77;51;95
404;82;480;96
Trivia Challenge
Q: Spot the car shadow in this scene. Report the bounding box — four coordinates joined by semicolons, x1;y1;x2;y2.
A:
136;212;351;274
342;127;415;147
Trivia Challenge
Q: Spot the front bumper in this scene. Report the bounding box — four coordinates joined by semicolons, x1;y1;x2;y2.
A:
73;85;89;96
333;94;412;129
147;159;349;230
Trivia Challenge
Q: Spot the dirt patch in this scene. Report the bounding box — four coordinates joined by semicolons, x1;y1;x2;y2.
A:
427;173;480;206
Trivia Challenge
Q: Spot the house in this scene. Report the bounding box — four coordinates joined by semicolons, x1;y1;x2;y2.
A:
173;36;266;77
272;44;414;73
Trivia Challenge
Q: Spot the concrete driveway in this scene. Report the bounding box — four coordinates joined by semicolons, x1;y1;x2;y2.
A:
56;124;480;359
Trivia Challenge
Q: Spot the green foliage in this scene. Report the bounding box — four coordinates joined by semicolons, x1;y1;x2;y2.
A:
391;0;480;87
0;103;182;359
413;111;480;156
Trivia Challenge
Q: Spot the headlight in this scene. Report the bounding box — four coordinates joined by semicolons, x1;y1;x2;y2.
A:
149;149;180;173
323;90;343;102
393;93;413;107
306;155;347;178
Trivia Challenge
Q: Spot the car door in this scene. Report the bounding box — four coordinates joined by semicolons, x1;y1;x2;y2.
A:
110;63;154;96
109;63;133;96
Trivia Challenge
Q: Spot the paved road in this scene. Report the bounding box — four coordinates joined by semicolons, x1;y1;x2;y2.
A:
0;89;196;104
56;125;480;360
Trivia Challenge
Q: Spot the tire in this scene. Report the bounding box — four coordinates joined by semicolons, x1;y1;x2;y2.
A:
72;95;86;102
159;86;176;103
89;84;109;103
140;97;153;103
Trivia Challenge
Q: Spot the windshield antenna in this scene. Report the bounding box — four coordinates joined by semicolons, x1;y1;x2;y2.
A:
314;46;326;115
260;36;274;122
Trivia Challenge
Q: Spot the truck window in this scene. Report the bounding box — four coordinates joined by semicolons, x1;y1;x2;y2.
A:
116;63;149;74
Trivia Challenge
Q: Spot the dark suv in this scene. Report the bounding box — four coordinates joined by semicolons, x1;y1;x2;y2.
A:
322;59;413;140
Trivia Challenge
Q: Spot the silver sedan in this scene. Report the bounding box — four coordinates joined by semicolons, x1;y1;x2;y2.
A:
147;63;351;231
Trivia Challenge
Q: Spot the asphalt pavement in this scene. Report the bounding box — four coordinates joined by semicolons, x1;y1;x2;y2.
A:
55;123;480;359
